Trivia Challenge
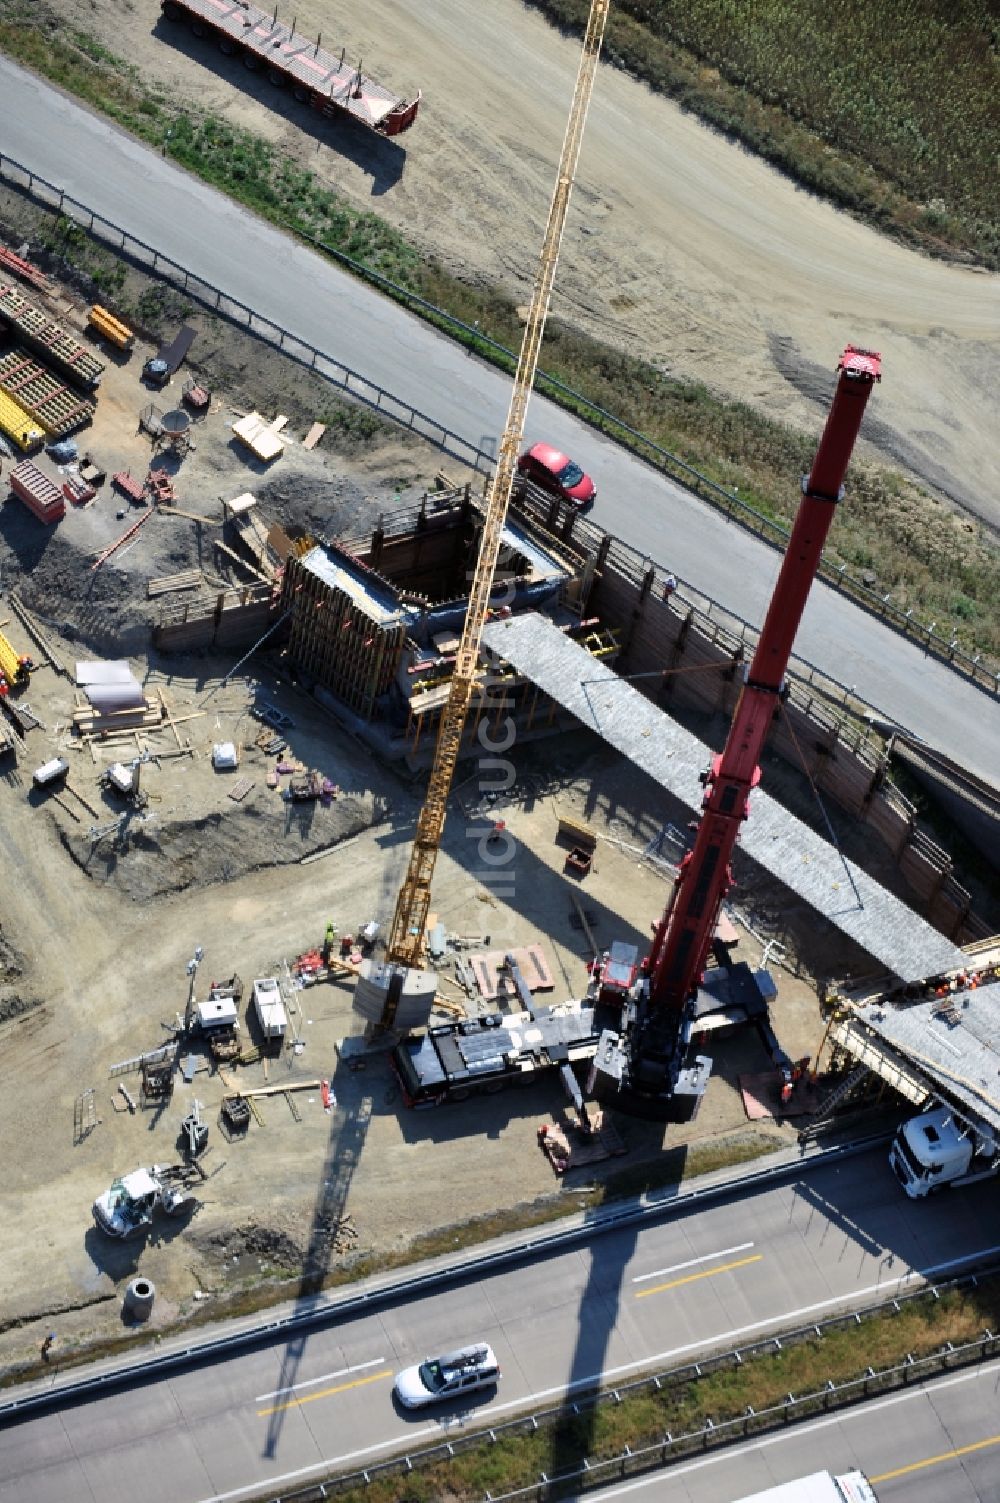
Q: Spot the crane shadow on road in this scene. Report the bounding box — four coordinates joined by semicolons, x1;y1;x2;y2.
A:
544;1200;646;1489
260;1078;374;1459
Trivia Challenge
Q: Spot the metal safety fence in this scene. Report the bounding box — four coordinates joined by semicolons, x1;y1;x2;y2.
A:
0;150;996;699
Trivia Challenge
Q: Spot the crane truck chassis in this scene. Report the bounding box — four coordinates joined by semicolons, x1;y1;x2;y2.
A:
587;347;881;1123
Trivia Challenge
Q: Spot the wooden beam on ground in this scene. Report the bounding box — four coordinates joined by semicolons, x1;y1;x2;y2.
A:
570;889;600;959
159;506;221;526
234;1080;322;1099
213;539;271;584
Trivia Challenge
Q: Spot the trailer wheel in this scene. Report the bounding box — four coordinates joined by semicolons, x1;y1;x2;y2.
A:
162;1;183;19
190;20;208;38
450;1087;471;1103
485;1080;506;1095
267;67;287;88
218;37;235;55
293;85;310;103
242;52;259;71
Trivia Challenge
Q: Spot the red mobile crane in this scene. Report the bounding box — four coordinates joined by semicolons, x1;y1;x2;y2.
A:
589;346;882;1121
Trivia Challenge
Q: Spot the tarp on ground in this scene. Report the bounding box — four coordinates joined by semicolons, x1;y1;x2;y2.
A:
76;659;145;712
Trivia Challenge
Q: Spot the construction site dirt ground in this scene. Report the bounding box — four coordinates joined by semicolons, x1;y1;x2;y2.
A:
0;224;996;1387
0;250;986;1381
0;637;826;1375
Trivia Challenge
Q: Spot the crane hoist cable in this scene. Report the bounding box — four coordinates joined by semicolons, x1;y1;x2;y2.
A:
378;0;612;1020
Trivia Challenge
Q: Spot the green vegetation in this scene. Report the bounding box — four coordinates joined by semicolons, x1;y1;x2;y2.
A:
328;1275;1000;1501
1;9;999;669
530;0;1000;268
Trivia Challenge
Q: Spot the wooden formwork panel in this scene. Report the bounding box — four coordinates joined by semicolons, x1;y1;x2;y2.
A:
0;348;95;437
0;284;105;387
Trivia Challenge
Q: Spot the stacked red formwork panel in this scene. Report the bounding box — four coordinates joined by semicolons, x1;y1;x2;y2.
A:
10;459;66;524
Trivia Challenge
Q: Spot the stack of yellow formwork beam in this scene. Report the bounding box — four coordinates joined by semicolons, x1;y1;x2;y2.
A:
0;348;96;438
88;304;134;352
0;388;44;451
0;629;29;688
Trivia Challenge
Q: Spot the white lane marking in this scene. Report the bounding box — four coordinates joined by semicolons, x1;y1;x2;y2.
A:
197;1241;1000;1503
255;1356;386;1402
560;1358;1000;1499
631;1241;754;1282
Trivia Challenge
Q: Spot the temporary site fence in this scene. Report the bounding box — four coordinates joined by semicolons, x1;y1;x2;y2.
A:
244;1263;1000;1503
0;149;997;699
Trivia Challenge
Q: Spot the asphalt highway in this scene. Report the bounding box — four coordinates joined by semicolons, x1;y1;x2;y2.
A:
574;1355;1000;1501
2;1148;1000;1503
1;55;998;785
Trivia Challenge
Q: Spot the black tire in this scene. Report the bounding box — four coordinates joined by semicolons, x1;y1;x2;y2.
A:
243;52;259;71
450;1087;471;1103
292;85;310;103
191;20;207;38
485;1079;506;1095
219;37;235;55
162;1;183;19
268;67;287;88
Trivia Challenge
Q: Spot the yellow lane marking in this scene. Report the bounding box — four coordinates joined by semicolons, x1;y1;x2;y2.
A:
634;1253;763;1298
871;1431;1000;1483
257;1367;393;1416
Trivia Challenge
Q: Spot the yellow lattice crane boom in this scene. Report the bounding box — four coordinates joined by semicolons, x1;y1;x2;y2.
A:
380;0;611;1013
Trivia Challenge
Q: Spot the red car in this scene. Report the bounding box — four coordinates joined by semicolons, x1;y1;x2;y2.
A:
517;442;595;507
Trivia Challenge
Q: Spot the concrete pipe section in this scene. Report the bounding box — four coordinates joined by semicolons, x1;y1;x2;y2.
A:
123;1277;155;1323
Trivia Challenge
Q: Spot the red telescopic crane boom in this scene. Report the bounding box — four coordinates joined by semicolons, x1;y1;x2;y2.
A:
590;346;881;1120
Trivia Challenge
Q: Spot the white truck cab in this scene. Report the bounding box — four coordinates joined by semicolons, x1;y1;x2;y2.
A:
734;1471;877;1502
890;1104;997;1198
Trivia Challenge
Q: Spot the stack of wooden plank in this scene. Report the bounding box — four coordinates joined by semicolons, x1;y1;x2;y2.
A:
72;698;163;738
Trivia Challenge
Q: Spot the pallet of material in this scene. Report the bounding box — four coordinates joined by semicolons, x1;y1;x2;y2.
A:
72;701;163;736
232;412;285;463
147;569;203;598
0;245;50;294
467;944;555;1000
0;348;96;438
9;459;65;523
88;304;134;352
538;1112;627;1174
0;284;105;388
0;389;44;452
63;475;97;506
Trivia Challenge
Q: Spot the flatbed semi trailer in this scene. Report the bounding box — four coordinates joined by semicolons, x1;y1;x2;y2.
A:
392;1003;603;1107
161;0;420;136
